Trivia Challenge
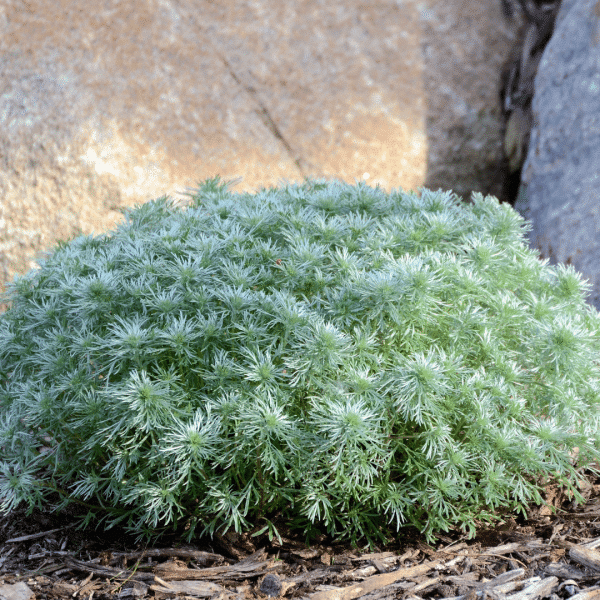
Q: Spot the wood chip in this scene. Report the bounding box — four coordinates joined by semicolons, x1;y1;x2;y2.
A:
481;568;526;590
411;576;442;593
308;560;439;600
482;543;524;555
569;589;600;600
439;574;551;600
544;562;589;580
5;529;64;544
65;558;155;582
570;545;600;572
150;579;224;598
350;552;396;562
111;548;223;567
153;548;275;581
504;576;558;600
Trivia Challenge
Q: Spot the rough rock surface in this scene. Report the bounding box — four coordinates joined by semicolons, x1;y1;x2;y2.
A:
499;0;562;204
514;0;600;310
0;0;519;297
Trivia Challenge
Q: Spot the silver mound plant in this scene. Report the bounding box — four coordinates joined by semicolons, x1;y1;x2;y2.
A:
1;177;600;545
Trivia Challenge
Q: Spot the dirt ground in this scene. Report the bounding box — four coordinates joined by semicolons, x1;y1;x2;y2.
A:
3;470;600;600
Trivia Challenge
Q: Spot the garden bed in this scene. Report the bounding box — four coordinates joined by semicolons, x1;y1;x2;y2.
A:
2;472;600;600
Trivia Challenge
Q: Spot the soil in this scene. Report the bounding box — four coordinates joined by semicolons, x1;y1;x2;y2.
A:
3;470;600;600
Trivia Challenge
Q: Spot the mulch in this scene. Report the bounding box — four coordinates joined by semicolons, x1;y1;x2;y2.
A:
2;471;600;600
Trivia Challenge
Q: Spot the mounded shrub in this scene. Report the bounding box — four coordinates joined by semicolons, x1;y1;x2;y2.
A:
1;177;600;545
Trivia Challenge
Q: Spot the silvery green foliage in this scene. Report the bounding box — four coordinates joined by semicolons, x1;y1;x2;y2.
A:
1;177;600;545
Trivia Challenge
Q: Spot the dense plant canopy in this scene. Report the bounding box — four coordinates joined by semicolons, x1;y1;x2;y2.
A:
1;177;600;545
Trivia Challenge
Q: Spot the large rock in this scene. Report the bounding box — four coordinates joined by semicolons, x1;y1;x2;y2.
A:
0;0;519;297
514;0;600;310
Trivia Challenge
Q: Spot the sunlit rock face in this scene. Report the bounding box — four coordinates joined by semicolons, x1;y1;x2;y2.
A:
0;0;517;297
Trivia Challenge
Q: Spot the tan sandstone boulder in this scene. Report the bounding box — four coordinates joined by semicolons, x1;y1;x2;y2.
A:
0;0;519;296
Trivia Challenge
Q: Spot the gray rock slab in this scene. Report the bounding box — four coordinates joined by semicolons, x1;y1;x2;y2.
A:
514;0;600;310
